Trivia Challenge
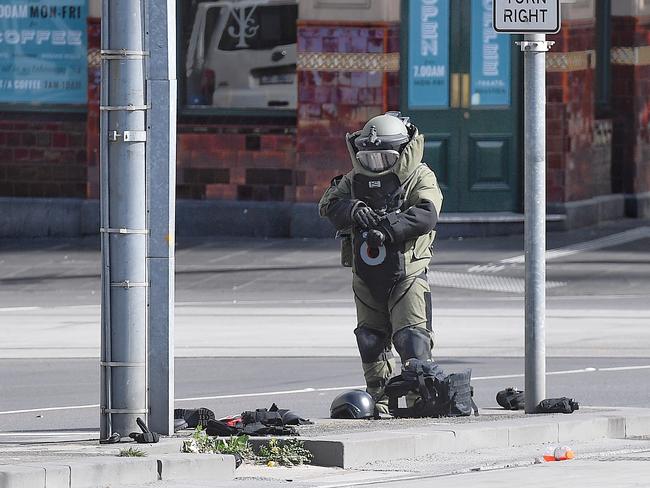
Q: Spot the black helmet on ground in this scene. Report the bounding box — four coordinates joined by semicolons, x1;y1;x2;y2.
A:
330;390;376;419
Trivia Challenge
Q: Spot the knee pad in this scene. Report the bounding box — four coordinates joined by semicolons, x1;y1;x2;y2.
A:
354;326;392;363
392;326;432;363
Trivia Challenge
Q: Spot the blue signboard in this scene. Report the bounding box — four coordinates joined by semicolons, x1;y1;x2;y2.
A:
471;0;511;106
408;0;450;108
0;0;87;104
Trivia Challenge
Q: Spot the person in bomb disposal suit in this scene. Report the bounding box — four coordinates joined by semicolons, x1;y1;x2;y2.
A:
319;112;443;413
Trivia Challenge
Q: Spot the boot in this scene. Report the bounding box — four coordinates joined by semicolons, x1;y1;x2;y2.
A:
362;357;395;414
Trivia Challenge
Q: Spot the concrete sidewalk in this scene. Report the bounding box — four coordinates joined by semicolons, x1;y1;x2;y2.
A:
1;406;649;487
0;438;235;488
286;406;650;468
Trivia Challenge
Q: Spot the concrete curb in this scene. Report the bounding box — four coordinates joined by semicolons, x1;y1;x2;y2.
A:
0;453;235;488
293;408;650;468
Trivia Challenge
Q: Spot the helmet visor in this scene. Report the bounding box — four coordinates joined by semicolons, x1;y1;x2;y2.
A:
356;150;400;172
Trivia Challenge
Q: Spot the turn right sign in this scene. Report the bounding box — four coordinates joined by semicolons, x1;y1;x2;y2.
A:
493;0;561;34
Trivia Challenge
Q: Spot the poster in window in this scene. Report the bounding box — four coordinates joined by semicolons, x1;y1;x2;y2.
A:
407;0;450;109
0;0;87;104
183;0;297;110
471;0;511;106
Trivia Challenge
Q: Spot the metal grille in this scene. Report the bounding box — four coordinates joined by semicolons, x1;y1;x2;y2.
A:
429;271;566;293
297;52;400;72
546;50;595;72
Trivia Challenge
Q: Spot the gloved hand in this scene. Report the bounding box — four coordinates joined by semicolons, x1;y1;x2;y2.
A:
366;229;386;248
352;205;380;229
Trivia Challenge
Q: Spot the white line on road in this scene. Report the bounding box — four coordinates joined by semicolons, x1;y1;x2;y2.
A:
500;226;650;264
0;404;99;415
596;364;650;372
0;307;41;312
0;431;98;437
1;365;649;416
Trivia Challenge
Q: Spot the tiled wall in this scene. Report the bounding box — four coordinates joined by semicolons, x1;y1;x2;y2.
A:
176;127;297;201
546;19;611;203
295;23;400;202
0;117;87;198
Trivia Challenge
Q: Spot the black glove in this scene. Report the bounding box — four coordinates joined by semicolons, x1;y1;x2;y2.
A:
366;229;386;248
129;417;160;444
536;397;579;414
352;205;380;229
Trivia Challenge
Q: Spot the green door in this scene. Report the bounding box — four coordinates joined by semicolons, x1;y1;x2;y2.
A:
401;0;520;212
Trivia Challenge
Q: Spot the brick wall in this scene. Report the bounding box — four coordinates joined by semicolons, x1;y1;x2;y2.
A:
546;19;609;204
295;23;400;203
0;116;87;198
611;15;650;197
0;18;96;200
177;126;297;201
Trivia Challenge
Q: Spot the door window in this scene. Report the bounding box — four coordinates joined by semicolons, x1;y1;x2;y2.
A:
470;0;511;107
407;0;451;108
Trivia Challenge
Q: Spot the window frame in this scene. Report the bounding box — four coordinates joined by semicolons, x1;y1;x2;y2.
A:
595;0;612;117
176;0;297;121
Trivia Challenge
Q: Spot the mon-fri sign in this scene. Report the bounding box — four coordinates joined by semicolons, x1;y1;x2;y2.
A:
493;0;561;33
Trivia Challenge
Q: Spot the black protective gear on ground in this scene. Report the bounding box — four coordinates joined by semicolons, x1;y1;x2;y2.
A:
174;418;188;432
385;362;478;418
354;326;392;363
496;387;525;410
353;205;380;229
205;403;312;437
99;432;121;444
537;397;579;414
366;229;386;247
392;326;432;363
330;390;377;419
174;407;215;428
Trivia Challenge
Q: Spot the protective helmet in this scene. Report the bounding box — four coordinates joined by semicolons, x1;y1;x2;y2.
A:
354;112;411;172
330;390;376;419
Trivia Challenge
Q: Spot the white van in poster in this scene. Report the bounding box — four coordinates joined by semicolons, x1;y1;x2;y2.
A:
185;0;297;109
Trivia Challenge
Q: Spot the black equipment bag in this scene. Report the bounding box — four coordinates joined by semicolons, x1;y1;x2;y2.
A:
496;387;525;410
385;359;478;418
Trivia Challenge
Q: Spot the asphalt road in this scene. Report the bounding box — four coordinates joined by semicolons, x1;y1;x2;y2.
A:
0;356;649;437
0;218;649;441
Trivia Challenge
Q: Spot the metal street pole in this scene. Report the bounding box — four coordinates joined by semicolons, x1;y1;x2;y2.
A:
146;0;177;435
520;33;553;413
100;0;149;438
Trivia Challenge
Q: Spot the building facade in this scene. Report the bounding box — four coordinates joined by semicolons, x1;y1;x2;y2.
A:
0;0;648;237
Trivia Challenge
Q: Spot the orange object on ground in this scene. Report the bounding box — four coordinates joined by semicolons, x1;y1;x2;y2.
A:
543;446;575;461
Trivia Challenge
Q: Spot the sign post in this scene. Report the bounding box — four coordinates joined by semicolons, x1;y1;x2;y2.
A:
493;0;560;413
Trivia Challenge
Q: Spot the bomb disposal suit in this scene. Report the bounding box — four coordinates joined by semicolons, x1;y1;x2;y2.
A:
319;113;443;412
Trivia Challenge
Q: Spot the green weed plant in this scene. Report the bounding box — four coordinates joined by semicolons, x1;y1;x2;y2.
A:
118;447;146;457
181;427;312;467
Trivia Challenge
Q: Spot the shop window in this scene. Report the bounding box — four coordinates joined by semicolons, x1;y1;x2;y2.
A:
595;0;611;116
181;0;297;115
0;0;88;111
